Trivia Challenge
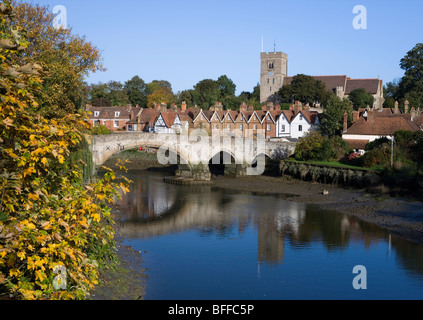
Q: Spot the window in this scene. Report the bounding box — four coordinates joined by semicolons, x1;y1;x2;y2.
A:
103;120;106;125
115;112;120;117
267;124;271;132
268;62;274;69
94;120;100;126
299;115;303;121
253;124;257;131
200;115;204;121
299;125;303;132
227;124;231;131
270;87;272;92
272;78;275;84
214;124;219;130
267;78;269;84
94;111;100;117
114;121;119;128
240;124;244;131
281;125;286;132
128;125;133;132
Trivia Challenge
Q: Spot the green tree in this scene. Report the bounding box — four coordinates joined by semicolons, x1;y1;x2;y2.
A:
107;81;130;107
124;75;148;108
88;82;111;107
194;79;220;109
277;74;327;105
397;43;423;108
217;75;236;98
319;95;353;137
348;88;374;110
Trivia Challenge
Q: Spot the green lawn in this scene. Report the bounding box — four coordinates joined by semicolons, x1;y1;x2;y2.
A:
285;159;374;171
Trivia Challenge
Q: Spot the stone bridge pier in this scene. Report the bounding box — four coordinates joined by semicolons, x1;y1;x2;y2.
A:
91;131;297;181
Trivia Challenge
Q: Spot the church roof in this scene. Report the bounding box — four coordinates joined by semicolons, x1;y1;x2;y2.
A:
345;79;381;95
283;75;348;92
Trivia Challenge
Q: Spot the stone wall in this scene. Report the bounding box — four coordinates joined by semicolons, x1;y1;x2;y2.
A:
279;161;381;188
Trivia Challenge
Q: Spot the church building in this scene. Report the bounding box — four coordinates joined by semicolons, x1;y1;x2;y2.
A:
260;51;384;109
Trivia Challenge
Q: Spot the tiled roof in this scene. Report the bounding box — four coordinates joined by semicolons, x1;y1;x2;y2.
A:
284;75;348;92
88;106;141;120
345;79;381;95
345;114;421;136
160;111;178;127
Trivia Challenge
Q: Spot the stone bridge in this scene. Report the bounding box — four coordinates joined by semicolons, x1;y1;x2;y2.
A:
91;131;297;180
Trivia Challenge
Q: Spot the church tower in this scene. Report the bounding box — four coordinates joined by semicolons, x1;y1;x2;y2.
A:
260;51;288;103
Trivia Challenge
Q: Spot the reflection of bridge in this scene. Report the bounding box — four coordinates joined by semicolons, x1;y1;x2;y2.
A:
91;132;297;180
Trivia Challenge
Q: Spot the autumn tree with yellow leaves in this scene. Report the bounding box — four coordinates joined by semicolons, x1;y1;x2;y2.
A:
0;1;130;300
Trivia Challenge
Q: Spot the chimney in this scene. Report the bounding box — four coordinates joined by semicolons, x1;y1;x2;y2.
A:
394;101;399;114
240;102;247;112
181;101;187;112
405;100;409;114
353;111;360;123
160;103;167;112
248;105;254;111
411;107;416;120
275;104;281;111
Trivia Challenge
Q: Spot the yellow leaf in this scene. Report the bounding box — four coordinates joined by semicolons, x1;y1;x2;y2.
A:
58;155;64;164
17;251;26;260
28;193;39;201
23;167;36;177
9;268;21;278
41;157;48;165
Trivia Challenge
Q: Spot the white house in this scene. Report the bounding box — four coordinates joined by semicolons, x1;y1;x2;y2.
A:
154;112;181;134
284;110;320;139
275;111;292;138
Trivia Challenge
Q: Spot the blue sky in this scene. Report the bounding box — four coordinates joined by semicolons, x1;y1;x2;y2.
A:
27;0;422;95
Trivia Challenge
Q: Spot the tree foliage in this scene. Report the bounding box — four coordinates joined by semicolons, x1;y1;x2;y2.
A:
10;0;104;118
124;75;148;108
277;74;327;105
348;88;374;110
294;131;350;162
319;95;353;137
0;1;130;300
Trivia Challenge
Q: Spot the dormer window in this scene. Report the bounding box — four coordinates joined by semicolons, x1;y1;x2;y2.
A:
115;111;120;117
94;111;100;117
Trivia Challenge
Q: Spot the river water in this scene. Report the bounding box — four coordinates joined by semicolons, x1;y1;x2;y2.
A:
114;170;423;300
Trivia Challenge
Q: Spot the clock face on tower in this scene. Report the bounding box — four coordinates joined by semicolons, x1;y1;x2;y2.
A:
268;72;273;77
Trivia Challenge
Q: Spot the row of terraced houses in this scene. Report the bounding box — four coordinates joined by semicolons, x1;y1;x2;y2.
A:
86;101;321;140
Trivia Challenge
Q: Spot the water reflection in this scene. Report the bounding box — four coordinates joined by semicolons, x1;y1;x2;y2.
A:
115;171;423;278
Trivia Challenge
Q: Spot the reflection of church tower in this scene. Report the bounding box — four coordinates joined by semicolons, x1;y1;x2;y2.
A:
257;210;285;264
260;51;288;103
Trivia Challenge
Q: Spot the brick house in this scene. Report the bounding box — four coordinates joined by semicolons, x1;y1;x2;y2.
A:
87;105;141;131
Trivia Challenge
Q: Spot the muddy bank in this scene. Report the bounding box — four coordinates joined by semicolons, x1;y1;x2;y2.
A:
212;175;423;246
